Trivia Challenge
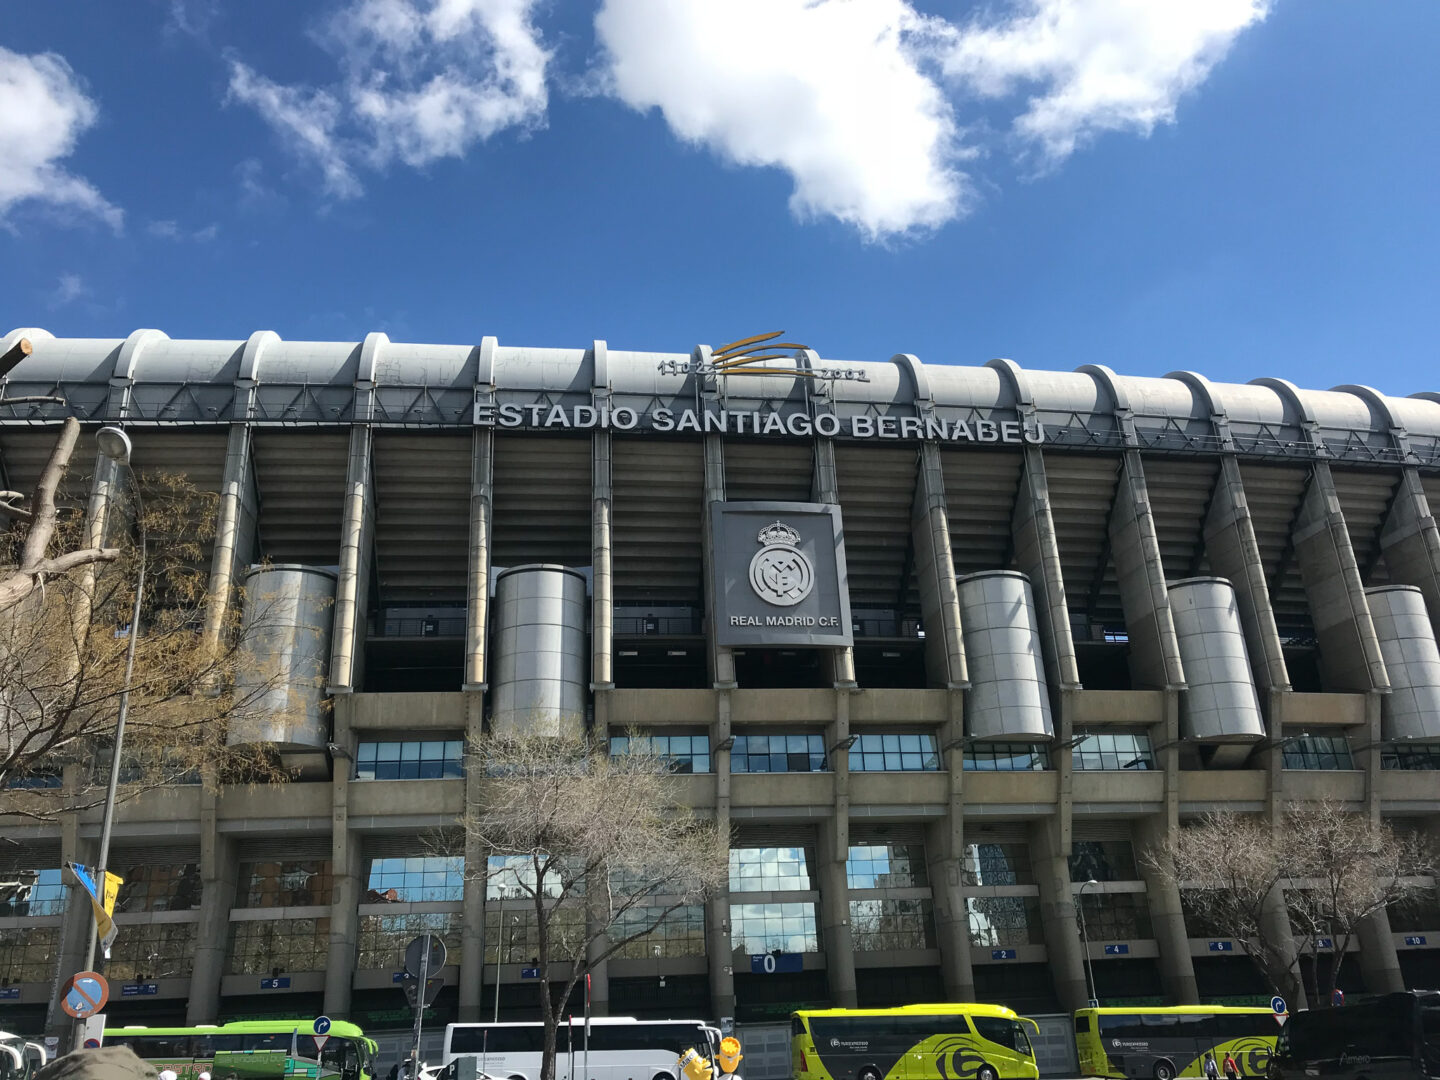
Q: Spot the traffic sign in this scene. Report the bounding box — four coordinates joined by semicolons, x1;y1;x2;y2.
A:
1270;995;1287;1015
1331;988;1345;1007
314;1036;330;1056
405;935;447;978
61;971;109;1018
314;1016;332;1036
400;974;444;1007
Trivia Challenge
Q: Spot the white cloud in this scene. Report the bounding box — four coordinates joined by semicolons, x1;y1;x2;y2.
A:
942;0;1271;165
595;0;966;242
47;273;86;310
593;0;1267;238
227;0;549;197
0;47;122;231
147;219;220;241
227;61;360;198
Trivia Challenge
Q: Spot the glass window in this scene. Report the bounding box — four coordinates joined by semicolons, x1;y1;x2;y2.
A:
1073;732;1154;771
225;917;330;974
4;771;61;789
1069;840;1138;882
0;925;58;982
965;896;1043;947
1383;745;1440;770
963;743;1048;771
113;863;202;912
357;911;461;970
1078;892;1153;940
847;842;929;889
610;905;707;958
486;854;570;900
235;860;334;907
849;734;941;772
729;901;820;955
729;847;814;892
1388;889;1440;933
1282;735;1354;771
0;868;65;916
850;898;936;950
1179;892;1229;938
963;842;1032;886
365;855;464;903
483;905;583;963
971;1016;1024;1052
731;734;827;773
356;739;464;780
106;922;197;980
609;733;711;774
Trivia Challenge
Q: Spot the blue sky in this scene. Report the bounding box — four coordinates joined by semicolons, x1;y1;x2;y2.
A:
1;1;1436;395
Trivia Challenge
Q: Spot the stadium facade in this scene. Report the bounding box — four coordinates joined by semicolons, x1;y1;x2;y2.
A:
2;327;1439;1046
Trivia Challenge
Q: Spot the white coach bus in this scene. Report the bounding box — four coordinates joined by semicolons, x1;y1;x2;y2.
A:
441;1018;720;1080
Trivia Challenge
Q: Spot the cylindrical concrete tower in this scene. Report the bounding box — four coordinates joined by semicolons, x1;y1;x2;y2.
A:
956;570;1054;741
490;564;588;736
1366;585;1440;742
231;565;337;748
1168;577;1265;745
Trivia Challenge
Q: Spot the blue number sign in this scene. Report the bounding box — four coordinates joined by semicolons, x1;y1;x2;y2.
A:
990;949;1017;961
1103;944;1129;955
1207;941;1233;952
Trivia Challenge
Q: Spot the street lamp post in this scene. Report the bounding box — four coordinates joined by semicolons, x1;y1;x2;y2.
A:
1077;878;1100;1007
80;427;146;977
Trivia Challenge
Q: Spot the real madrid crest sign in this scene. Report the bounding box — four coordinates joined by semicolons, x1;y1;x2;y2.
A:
711;501;852;647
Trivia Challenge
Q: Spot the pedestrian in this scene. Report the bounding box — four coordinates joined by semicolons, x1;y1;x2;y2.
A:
1223;1052;1240;1080
1203;1054;1220;1080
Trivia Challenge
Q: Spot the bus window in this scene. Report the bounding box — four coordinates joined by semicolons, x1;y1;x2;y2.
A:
210;1036;244;1053
971;1017;1022;1054
243;1033;293;1053
122;1036;194;1060
1422;1005;1440;1041
1074;1016;1091;1034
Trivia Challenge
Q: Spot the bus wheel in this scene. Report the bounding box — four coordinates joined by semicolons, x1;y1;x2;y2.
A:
976;1066;998;1080
859;1066;883;1080
1153;1062;1176;1080
653;1072;676;1080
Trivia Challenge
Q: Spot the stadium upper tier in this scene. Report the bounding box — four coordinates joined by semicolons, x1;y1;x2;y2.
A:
2;327;1437;466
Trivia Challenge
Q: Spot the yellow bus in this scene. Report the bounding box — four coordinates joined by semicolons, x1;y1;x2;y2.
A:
103;1020;380;1080
1073;1007;1280;1080
792;1005;1040;1080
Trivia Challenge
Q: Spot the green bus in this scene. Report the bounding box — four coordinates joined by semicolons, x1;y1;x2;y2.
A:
1073;1007;1280;1080
793;1004;1041;1080
103;1021;379;1080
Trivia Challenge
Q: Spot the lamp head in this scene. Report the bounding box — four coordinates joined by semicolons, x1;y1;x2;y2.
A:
1086;878;1099;887
96;426;133;465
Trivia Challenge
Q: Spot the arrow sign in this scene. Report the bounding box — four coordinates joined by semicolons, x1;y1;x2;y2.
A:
1271;995;1287;1015
314;1016;332;1036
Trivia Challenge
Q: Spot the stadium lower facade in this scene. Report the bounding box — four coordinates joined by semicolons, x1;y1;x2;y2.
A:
2;328;1439;1048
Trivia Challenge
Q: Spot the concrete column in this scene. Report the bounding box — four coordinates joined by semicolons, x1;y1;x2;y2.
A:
459;693;487;1021
464;428;494;691
820;700;856;1006
1136;812;1198;1004
1028;818;1089;1013
202;424;259;652
187;788;236;1023
1111;452;1186;690
702;432;736;688
592;431;614;692
813;437;857;688
707;695;735;1020
912;443;968;688
926;694;974;1002
1203;457;1291;691
329;425;375;694
1012;446;1081;693
586;692;612;1016
1291;464;1389;692
1379;469;1440;640
1261;884;1306;1010
325;709;360;1016
1355;906;1405;994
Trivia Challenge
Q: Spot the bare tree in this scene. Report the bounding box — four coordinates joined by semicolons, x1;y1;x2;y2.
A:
0;462;296;815
1143;801;1436;1007
461;732;729;1080
1284;803;1434;1006
0;418;118;612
